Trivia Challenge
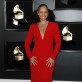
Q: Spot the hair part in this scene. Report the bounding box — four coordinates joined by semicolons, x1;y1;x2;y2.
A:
37;4;49;12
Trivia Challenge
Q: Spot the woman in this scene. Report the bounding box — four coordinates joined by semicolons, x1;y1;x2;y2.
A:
24;4;61;82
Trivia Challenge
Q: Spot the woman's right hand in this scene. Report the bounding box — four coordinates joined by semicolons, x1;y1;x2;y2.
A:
30;56;38;66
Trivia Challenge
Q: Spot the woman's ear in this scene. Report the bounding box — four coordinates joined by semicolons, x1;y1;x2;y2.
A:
37;11;39;16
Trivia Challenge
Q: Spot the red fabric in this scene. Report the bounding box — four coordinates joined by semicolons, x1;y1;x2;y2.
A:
24;22;61;82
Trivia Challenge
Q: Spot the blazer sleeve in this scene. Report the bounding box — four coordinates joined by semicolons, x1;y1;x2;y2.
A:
24;24;34;59
50;23;61;60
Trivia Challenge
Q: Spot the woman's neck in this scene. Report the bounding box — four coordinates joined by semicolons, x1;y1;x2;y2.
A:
39;20;48;24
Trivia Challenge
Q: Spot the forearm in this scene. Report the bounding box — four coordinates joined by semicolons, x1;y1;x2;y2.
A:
24;24;34;59
50;23;61;60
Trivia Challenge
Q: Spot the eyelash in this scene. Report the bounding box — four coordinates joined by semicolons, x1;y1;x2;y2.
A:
40;12;48;13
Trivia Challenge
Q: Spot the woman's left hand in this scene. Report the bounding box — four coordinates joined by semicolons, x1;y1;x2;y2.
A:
46;57;54;67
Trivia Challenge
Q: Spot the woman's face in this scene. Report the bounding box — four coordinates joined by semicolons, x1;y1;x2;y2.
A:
37;6;49;21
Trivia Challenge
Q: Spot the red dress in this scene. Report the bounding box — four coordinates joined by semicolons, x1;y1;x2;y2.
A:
24;22;61;82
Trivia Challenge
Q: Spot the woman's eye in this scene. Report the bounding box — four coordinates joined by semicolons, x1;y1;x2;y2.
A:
39;11;48;14
44;12;48;13
40;12;43;13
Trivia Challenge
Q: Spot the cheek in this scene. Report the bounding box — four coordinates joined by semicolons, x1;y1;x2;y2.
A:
45;13;48;17
43;13;48;18
38;13;42;17
40;13;48;17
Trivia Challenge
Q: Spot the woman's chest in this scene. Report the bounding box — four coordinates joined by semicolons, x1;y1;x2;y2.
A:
33;25;54;41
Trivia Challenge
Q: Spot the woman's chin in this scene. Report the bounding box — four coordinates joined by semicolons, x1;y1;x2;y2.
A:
40;19;47;21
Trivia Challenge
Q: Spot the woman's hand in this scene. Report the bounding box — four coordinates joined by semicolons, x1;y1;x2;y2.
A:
46;57;54;67
30;56;38;66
